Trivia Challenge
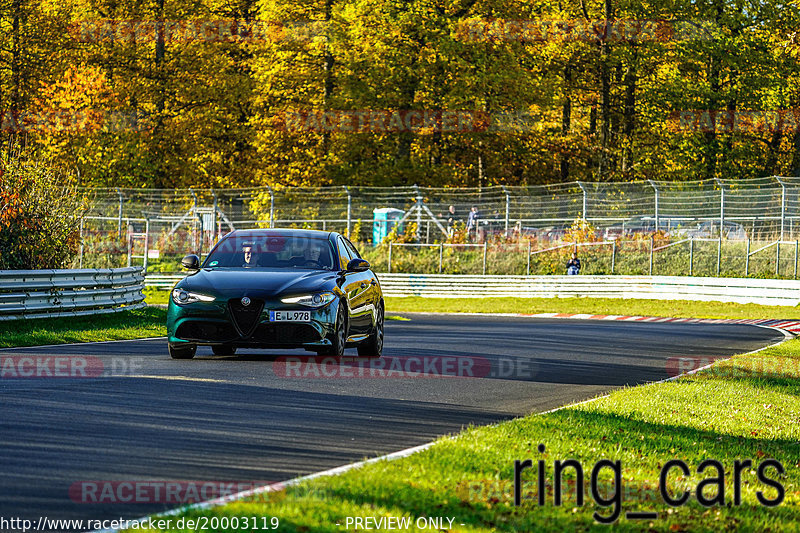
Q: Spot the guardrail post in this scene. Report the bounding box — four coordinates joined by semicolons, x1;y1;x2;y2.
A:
526;240;531;275
689;237;694;276
439;243;444;273
745;239;750;276
776;241;781;277
388;241;393;273
716;237;722;276
649;235;654;275
483;241;488;275
611;240;616;274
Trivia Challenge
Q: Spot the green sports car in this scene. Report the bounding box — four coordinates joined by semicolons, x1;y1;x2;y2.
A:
166;228;384;360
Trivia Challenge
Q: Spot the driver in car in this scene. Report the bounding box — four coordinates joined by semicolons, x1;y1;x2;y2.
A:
291;241;325;268
242;244;257;267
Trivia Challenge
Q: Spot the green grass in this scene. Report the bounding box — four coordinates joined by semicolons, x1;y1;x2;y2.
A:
128;337;800;532
0;307;166;348
385;296;800;320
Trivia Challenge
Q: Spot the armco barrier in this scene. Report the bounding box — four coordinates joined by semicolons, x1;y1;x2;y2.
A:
0;267;146;320
146;272;800;306
379;274;800;306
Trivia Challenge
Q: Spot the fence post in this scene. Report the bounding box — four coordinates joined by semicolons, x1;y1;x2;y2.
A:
483;241;488;275
715;178;725;235
126;220;132;268
439;243;443;274
647;179;659;232
745;239;750;276
414;184;422;240
526;240;531;275
79;218;85;269
388;241;392;273
649;235;654;275
716;237;722;276
502;185;510;233
689;237;694;276
143;218;150;273
211;189;217;245
776;241;781;277
577;181;588;219
116;187;124;239
775;176;786;240
611;240;616;274
344;186;351;237
189;188;198;252
795;240;798;279
268;185;274;228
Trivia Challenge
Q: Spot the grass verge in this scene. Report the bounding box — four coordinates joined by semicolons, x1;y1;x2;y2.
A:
385;296;800;320
0;307;166;348
130;336;800;532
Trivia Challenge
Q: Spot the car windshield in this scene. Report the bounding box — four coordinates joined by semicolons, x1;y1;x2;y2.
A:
203;233;336;270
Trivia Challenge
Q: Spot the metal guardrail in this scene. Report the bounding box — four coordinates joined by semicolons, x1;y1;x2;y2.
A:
0;267;146;320
378;273;800;306
145;271;800;306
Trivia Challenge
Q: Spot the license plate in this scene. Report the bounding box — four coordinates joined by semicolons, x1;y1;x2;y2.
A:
269;310;311;322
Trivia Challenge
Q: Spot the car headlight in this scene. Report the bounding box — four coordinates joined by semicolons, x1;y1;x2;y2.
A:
281;292;336;308
171;289;216;305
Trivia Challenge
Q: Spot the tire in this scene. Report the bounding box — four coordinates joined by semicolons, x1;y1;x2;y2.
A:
212;345;237;356
357;303;384;358
169;344;196;359
322;303;347;358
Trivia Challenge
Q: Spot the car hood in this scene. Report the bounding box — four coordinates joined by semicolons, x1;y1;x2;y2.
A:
179;268;339;298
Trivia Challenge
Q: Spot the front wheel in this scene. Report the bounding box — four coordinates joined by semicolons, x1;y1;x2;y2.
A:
169;344;196;359
357;304;383;358
321;304;347;358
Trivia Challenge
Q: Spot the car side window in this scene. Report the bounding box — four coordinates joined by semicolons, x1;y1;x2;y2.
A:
343;238;361;259
337;237;353;269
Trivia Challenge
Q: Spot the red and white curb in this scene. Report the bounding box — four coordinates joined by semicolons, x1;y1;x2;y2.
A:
517;312;800;335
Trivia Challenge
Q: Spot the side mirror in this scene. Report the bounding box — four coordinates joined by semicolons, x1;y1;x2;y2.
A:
346;258;370;273
181;254;201;270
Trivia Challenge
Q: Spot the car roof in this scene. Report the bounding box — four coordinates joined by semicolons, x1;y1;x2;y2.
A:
227;228;335;239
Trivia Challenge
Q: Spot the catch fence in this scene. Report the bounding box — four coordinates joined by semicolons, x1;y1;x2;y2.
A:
75;177;800;278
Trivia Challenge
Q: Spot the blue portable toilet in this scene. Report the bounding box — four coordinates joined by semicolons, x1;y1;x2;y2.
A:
372;208;406;246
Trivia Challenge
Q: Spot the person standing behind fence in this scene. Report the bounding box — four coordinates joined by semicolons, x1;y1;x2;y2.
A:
466;206;480;240
566;252;581;275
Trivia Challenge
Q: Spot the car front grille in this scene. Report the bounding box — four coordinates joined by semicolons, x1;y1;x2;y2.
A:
228;298;265;337
175;321;238;342
252;323;321;344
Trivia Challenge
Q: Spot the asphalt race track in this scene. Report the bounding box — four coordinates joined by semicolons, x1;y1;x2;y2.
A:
0;314;784;527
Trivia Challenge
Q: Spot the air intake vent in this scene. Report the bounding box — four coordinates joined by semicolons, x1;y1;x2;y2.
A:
228;298;264;337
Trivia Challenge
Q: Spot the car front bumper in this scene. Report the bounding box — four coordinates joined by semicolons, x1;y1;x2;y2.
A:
167;298;339;348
